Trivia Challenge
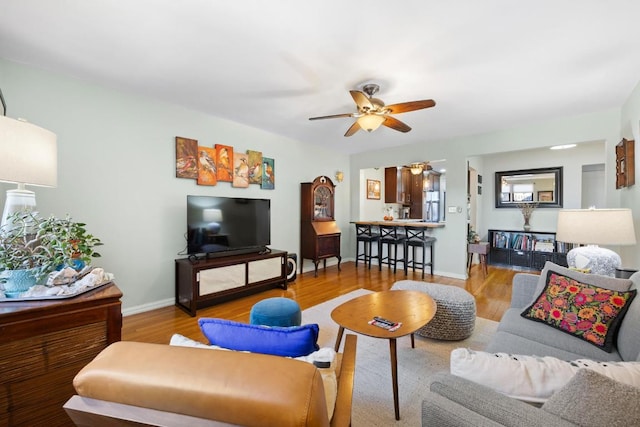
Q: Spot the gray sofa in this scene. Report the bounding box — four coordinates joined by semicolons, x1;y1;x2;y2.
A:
486;262;640;362
421;262;640;426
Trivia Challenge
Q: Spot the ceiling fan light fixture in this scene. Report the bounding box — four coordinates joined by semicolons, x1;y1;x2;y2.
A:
357;114;385;132
410;162;424;175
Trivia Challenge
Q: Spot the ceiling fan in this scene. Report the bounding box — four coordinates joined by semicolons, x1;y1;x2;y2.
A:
308;84;436;137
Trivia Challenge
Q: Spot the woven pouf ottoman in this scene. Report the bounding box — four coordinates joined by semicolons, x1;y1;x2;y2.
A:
391;280;476;340
249;297;302;327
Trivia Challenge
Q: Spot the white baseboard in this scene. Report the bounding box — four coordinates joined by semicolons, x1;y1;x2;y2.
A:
122;297;174;317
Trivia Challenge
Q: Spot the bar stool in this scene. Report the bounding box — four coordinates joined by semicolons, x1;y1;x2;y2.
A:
404;226;436;278
378;225;406;274
355;223;380;269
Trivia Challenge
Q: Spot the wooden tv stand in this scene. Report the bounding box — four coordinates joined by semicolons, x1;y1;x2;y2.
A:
175;249;287;316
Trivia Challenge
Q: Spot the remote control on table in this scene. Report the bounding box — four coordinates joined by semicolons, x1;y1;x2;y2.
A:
368;317;402;332
374;316;396;326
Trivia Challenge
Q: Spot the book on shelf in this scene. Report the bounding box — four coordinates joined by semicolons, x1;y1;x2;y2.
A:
493;232;508;248
534;241;554;252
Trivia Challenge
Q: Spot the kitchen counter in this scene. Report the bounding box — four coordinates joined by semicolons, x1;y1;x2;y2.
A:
352;220;445;228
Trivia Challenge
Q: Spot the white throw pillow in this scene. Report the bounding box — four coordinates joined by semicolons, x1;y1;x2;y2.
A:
170;334;337;419
450;348;640;403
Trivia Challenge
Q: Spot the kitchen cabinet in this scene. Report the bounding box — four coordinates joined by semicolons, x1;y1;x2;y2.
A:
385;167;412;204
410;173;423;218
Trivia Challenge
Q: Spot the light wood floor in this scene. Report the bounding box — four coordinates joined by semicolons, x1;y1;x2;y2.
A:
122;261;532;344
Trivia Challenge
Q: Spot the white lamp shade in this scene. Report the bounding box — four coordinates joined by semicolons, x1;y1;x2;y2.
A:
0;115;57;187
357;114;385;132
556;209;636;245
202;208;223;223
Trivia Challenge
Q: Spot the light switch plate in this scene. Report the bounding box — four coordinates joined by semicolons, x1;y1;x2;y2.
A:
447;206;457;213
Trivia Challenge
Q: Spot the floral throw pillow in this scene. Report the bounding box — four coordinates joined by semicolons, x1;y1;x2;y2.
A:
521;271;637;352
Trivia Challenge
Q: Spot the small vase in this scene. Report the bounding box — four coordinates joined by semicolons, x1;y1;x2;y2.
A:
2;268;40;298
523;218;531;232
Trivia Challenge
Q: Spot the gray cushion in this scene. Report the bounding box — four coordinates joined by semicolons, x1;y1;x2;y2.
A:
542;369;640;426
486;330;622;362
426;372;573;427
532;262;633;306
616;280;640;361
493;309;623;361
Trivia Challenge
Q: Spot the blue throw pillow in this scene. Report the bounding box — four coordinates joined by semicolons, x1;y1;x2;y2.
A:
198;318;320;357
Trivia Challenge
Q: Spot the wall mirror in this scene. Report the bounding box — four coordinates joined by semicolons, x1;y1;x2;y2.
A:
495;166;563;208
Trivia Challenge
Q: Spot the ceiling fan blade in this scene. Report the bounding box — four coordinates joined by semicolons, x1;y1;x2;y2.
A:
308;113;354;121
385;99;436;114
383;116;412;133
350;90;373;110
344;121;361;137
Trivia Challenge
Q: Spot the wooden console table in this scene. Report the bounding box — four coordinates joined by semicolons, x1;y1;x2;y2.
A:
0;283;122;426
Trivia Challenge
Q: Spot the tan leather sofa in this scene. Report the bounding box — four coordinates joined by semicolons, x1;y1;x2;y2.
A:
64;334;356;427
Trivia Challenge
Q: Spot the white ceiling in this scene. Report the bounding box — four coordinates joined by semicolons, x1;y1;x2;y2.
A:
2;1;640;155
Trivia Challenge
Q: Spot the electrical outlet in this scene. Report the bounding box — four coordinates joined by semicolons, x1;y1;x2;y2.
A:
447;206;457;213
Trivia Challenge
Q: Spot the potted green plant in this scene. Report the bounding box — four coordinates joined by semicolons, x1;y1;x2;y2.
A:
0;211;102;296
45;215;103;271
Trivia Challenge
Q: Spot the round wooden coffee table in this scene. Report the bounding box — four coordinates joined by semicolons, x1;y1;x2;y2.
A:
331;290;437;421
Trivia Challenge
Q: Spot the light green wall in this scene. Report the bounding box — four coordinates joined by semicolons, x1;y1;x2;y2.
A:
0;59;350;313
620;79;640;268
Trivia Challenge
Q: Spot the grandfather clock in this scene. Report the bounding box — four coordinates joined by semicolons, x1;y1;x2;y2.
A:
300;176;341;276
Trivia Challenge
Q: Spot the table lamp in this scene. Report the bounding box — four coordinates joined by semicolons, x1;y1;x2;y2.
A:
556;208;636;276
0;115;57;227
203;208;223;234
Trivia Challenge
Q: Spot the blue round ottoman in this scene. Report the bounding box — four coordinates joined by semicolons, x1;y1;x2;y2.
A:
250;297;301;327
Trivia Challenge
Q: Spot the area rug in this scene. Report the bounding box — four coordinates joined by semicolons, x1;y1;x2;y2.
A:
302;289;499;427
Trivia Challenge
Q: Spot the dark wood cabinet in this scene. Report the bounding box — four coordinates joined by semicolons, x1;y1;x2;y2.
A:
616;138;635;189
175;250;287;316
0;283;122;426
410;172;423;218
300;176;341;276
384;167;412;204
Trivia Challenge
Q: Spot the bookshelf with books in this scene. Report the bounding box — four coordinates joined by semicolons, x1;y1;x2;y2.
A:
488;229;571;270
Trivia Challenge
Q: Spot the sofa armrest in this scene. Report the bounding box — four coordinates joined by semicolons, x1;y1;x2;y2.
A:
331;334;356;427
66;341;333;427
422;392;503;427
511;273;540;308
425;373;573;427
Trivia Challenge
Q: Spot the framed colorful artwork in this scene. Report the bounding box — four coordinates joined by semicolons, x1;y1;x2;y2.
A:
215;144;233;182
197;146;217;186
247;150;263;185
261;157;275;189
232;152;249;188
175;137;198;179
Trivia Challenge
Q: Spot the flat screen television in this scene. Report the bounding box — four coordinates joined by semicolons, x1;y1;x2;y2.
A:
187;195;271;256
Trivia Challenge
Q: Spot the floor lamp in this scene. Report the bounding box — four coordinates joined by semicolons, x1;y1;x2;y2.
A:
0;115;57;227
556;208;636;277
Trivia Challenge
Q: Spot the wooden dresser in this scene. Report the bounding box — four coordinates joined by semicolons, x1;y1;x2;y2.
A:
0;283;122;426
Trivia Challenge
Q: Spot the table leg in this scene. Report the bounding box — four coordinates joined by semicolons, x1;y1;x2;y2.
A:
411;333;415;349
389;338;400;420
334;326;345;352
481;254;488;276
